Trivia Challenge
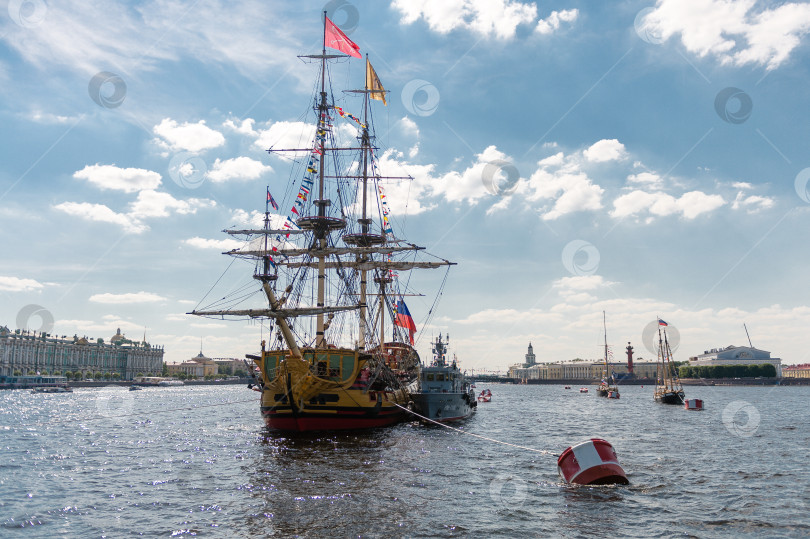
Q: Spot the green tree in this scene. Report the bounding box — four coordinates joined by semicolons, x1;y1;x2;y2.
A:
162;362;169;376
234;369;247;378
13;370;22;376
103;372;112;380
178;372;188;380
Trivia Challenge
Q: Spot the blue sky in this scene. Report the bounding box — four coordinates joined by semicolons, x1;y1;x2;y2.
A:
2;0;810;370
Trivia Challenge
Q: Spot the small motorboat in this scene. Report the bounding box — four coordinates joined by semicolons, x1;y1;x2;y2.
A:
477;389;492;402
579;387;589;393
607;390;620;399
564;386;571;389
32;386;72;393
129;385;143;391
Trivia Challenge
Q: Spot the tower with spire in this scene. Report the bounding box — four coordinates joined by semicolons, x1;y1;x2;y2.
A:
524;342;536;367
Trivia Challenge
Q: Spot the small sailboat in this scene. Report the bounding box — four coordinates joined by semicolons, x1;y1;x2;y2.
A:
596;312;620;399
654;319;685;404
579;387;589;393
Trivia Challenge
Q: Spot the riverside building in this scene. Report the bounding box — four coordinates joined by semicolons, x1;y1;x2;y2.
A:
0;326;164;381
508;343;659;381
687;345;782;377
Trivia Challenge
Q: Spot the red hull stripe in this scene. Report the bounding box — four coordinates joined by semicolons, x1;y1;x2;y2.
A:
261;407;406;431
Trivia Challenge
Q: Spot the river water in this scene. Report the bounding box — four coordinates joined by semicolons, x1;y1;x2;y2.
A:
1;383;808;537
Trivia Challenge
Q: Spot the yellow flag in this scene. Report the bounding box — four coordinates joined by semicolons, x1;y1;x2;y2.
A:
365;59;386;106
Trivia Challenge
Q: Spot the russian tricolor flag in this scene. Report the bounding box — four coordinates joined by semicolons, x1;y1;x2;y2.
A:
394;298;417;345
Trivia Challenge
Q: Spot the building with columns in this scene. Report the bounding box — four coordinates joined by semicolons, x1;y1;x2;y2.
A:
0;326;164;380
166;350;219;378
687;345;782;377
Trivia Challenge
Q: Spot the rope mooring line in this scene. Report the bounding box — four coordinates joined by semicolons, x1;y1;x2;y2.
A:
393;402;555;457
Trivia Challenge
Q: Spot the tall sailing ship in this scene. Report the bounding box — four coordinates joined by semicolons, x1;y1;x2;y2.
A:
654;319;685;404
596;311;620;399
191;16;454;431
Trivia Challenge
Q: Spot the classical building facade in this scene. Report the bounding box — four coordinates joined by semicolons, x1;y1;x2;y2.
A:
687;345;782;377
783;364;810;378
0;327;164;380
508;343;659;380
166;351;219;378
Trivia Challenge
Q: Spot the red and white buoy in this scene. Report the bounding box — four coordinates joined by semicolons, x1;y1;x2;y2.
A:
558;438;629;485
684;398;704;411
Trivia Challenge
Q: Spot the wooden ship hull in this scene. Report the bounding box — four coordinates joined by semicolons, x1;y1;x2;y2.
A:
254;345;415;431
654;389;685;405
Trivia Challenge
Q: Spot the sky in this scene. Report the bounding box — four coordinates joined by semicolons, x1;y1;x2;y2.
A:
2;0;810;371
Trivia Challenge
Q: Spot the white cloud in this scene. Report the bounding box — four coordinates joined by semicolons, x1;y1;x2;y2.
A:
0;2;302;82
53;201;147;233
222;118;257;136
643;0;810;70
129;190;215;219
30;111;81;124
611;190;725;220
153;118;225;153
230;209;266;227
254;120;316;155
57;318;146;336
206;157;271;183
73;164;162;193
553;275;615;292
583;139;627;162
524;151;604;220
536;9;578;35
89;291;167;304
627;171;663;188
183;237;243;250
392;0;537;39
731;192;774;212
55;190;215;233
0;276;45;292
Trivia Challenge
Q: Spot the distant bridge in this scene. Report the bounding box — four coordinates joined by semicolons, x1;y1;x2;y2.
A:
471;374;512;383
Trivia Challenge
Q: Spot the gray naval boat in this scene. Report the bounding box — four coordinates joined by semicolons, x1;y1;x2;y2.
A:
410;333;476;422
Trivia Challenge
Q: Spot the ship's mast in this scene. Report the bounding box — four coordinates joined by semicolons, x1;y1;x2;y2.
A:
602;311;609;377
314;13;330;348
357;61;371;346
